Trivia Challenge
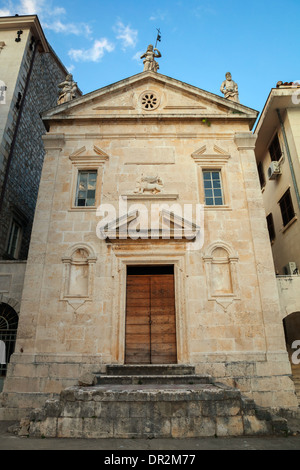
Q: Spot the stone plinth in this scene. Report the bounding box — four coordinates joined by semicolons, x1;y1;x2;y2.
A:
17;370;289;439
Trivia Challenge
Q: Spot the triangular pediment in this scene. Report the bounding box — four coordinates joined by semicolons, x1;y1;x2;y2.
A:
69;145;109;161
191;143;230;157
191;143;231;163
42;72;258;126
97;207;199;241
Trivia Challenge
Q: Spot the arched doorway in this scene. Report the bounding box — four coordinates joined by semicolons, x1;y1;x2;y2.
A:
0;303;19;378
283;312;300;403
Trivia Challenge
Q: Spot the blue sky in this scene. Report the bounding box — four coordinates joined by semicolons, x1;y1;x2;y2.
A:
1;0;300;115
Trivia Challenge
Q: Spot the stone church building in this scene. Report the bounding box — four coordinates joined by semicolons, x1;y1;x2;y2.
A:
1;60;299;420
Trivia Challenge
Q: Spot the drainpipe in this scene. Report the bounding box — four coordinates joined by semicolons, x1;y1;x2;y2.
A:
0;37;38;212
276;108;300;211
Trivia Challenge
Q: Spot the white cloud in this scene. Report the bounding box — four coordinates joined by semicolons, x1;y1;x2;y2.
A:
132;50;143;65
19;0;45;15
0;0;13;16
68;39;115;63
193;5;216;18
43;20;92;37
149;10;167;22
114;20;138;50
0;0;92;37
0;8;12;16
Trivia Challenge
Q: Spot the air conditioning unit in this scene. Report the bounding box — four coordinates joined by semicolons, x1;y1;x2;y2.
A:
283;262;298;275
268;161;282;180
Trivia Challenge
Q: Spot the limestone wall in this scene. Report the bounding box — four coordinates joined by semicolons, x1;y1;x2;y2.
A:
277;275;300;319
0;260;27;309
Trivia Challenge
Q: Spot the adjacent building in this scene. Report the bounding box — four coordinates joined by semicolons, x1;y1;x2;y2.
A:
254;82;300;389
255;81;300;275
0;15;80;390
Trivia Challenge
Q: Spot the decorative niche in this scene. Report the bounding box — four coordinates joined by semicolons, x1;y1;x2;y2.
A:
203;241;240;310
61;244;97;310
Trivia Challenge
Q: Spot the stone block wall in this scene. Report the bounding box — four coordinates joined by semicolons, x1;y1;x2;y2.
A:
0;260;26;307
0;33;67;260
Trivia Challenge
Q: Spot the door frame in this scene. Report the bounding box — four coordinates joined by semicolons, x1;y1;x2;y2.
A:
110;249;189;364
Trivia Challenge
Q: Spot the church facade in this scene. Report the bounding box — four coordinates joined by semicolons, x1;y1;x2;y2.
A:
1;69;298;418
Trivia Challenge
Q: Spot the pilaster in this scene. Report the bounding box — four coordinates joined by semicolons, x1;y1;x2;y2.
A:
234;132;287;353
13;134;65;354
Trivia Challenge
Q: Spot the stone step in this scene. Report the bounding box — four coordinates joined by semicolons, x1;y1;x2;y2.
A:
105;364;196;376
95;374;212;385
22;383;289;439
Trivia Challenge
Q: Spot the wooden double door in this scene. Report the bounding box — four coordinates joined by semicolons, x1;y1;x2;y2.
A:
125;267;177;364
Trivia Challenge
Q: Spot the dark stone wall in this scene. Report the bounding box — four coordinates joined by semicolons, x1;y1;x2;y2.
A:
0;44;66;260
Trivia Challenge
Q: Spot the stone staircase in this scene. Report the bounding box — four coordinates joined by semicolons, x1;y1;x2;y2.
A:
95;364;212;385
16;364;289;439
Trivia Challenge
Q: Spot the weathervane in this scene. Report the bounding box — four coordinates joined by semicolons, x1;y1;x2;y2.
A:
140;29;162;73
155;28;161;48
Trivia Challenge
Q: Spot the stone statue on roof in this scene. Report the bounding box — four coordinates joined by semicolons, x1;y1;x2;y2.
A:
57;74;78;105
140;44;161;73
220;72;240;103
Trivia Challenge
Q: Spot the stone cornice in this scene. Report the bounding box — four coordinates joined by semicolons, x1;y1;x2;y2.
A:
234;132;257;150
42;113;258;122
42;134;65;150
0;15;49;52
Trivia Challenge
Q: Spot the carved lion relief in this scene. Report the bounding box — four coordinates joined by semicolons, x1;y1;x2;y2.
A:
134;174;164;194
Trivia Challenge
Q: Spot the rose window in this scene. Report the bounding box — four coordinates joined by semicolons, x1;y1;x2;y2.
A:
141;92;159;110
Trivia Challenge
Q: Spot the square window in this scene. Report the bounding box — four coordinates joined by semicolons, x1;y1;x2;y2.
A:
212;180;221;189
269;134;282;162
75;171;97;207
204;188;213;198
87;189;95;199
215;197;223;205
86;199;95;207
205;198;214;206
204;180;212;189
257;162;265;189
202;171;224;206
89;173;97;182
279;188;295;227
6;220;22;259
266;213;275;242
